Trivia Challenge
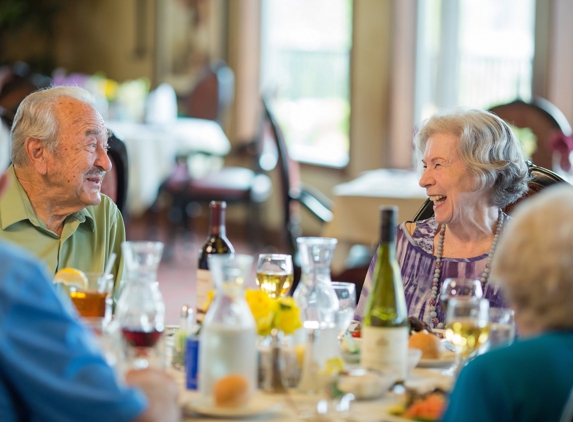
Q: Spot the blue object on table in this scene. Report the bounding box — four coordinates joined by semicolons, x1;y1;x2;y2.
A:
185;337;200;390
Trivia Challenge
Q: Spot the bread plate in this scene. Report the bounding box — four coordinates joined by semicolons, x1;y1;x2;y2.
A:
183;397;282;419
417;350;456;368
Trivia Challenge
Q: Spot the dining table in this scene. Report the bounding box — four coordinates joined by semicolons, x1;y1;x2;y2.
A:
174;366;453;421
106;118;231;217
322;169;427;273
157;328;454;422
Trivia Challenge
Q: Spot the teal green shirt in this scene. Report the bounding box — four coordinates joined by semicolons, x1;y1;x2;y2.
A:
442;331;573;422
0;166;125;290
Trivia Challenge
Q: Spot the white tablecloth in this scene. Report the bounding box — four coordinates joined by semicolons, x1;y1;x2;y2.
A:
323;169;427;272
106;118;231;217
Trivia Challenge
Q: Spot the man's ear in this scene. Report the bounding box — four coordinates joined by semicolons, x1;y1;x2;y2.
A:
24;137;48;175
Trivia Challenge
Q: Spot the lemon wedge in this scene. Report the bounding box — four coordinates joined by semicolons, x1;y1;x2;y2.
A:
54;268;88;289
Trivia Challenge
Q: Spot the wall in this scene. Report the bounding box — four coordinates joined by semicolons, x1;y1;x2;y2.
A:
54;0;156;82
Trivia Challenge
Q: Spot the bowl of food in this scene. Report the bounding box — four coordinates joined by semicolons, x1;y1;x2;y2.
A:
336;368;396;400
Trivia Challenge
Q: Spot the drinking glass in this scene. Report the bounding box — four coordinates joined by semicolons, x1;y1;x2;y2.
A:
116;280;166;370
256;254;294;298
445;298;490;376
69;273;114;319
331;282;356;338
483;308;515;352
440;278;483;315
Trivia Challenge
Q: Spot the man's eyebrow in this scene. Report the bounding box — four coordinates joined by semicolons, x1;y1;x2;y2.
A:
86;129;99;136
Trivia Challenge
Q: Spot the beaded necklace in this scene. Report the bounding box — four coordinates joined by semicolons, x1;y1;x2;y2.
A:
428;211;505;328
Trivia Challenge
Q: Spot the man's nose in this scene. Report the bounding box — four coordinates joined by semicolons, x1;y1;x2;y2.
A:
96;146;113;172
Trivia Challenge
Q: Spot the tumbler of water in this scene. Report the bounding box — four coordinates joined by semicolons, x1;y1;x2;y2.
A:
485;308;515;352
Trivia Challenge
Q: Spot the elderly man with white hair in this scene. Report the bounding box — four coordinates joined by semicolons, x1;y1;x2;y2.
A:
0;86;124;285
442;184;573;422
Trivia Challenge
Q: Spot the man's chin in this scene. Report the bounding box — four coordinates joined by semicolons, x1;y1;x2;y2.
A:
82;192;102;207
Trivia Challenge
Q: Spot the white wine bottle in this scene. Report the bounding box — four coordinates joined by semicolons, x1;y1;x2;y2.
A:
361;206;409;381
196;201;234;321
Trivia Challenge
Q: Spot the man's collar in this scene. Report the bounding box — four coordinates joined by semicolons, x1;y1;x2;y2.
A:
0;165;96;232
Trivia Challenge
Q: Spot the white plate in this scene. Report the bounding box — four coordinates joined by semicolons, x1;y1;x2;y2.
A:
183;397;282;419
417;351;456;368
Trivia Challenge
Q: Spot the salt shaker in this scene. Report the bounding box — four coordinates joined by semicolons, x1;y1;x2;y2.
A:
173;304;194;370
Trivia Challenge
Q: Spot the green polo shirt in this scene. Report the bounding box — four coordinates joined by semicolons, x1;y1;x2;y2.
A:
0;165;125;290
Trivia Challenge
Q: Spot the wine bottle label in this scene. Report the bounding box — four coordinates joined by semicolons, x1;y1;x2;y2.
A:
361;325;409;380
196;269;213;321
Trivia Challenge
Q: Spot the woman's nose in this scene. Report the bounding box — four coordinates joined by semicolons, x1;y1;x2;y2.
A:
419;169;433;188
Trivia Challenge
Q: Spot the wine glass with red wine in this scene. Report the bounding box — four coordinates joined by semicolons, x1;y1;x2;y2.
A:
116;280;166;370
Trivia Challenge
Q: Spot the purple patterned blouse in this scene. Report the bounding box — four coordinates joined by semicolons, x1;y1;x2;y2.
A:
355;217;508;325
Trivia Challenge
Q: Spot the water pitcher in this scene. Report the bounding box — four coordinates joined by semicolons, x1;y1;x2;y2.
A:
293;237;340;393
198;254;257;398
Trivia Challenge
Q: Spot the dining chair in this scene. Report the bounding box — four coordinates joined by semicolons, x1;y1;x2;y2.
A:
261;97;334;291
101;132;129;217
181;59;234;124
488;97;572;170
151;102;273;253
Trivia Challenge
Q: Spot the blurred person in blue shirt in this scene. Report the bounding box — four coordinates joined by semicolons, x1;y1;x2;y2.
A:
442;185;573;422
0;170;180;421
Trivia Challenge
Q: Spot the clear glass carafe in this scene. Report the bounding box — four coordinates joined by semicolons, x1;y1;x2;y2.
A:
293;237;340;393
294;237;339;325
121;241;164;282
198;254;258;398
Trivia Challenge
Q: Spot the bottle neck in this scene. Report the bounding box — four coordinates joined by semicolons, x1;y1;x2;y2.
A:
378;208;397;261
209;204;226;237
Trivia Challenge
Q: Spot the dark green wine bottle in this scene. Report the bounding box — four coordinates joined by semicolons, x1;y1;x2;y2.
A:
361;206;409;380
196;201;234;321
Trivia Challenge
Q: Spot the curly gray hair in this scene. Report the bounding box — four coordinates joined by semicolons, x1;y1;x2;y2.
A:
491;184;573;332
11;86;97;166
414;108;530;208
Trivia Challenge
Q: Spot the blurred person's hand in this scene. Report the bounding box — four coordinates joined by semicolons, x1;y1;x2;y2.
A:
126;368;181;422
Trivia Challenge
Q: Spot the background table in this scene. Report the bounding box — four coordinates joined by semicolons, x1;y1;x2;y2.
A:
107;118;231;217
323;169;427;272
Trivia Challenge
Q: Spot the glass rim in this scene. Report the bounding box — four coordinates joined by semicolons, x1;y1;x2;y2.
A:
296;236;338;245
121;240;164;250
257;253;292;260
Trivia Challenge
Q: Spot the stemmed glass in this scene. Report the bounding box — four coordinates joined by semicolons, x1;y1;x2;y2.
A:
440;278;483;315
331;282;356;338
116;280;166;370
444;297;490;376
256;254;294;298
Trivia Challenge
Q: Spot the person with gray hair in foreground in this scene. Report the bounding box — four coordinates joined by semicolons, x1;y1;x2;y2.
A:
0;86;124;287
442;184;573;422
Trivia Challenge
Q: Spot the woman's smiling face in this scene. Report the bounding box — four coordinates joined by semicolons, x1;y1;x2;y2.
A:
418;132;487;225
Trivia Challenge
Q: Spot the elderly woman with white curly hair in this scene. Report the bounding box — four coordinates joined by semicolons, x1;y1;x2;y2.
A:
355;108;530;329
442;184;573;422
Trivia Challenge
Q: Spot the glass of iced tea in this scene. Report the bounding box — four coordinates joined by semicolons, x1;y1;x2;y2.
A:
69;273;114;319
256;254;294;298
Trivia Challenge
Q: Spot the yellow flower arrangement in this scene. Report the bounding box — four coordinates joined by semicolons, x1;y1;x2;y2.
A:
248;290;302;336
203;289;302;336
